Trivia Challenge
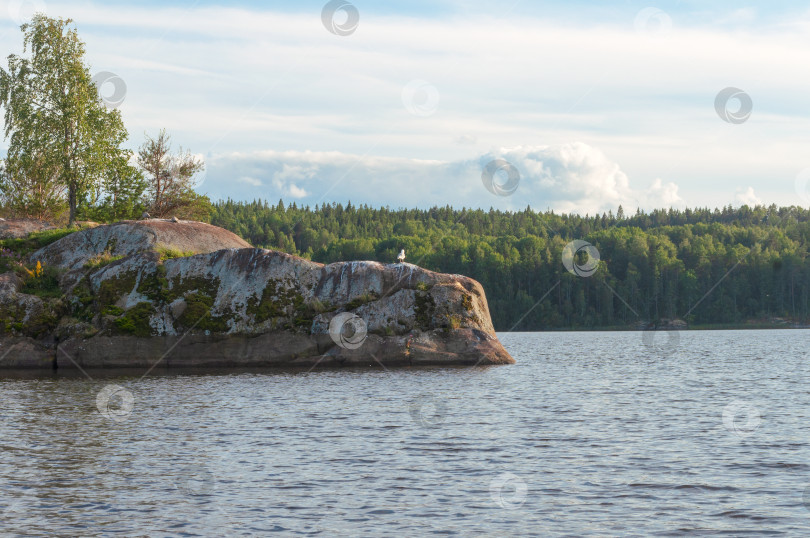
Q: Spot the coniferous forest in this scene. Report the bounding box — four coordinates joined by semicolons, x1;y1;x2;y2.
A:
210;200;810;331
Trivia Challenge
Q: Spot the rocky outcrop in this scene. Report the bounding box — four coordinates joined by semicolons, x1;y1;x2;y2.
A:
0;220;514;369
0;272;55;339
32;219;251;271
0;218;57;239
0;337;54;368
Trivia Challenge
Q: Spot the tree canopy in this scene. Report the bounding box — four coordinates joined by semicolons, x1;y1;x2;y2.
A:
211;200;810;331
0;14;133;225
137;129;209;220
0;14;210;224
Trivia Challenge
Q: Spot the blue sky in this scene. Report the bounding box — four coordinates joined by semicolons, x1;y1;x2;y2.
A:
2;1;810;213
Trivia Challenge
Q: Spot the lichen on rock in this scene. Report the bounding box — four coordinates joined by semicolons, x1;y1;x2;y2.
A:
0;220;514;369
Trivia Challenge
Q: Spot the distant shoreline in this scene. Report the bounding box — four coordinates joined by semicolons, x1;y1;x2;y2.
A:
498;322;810;332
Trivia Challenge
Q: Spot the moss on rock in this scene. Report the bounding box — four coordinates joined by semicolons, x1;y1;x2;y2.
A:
460;293;473;312
114;302;154;337
414;291;435;330
247;280;303;324
167;274;220;303
97;272;138;309
176;292;232;333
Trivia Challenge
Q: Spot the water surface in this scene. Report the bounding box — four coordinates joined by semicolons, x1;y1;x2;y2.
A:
2;330;810;536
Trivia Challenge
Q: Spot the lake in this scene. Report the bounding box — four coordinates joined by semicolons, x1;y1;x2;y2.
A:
2;329;810;536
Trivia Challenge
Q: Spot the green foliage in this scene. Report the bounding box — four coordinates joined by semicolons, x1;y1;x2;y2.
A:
414;291;435;330
244;279;314;330
0;153;67;220
345;291;378;311
102;305;124;316
0;15;133;226
78;152;148;222
84;250;125;269
0;302;59;337
176;292;232;332
211;199;810;330
114;302;154;336
165;275;219;302
247;281;294;324
0;248;22;274
97;273;137;309
138;129;210;220
0;227;79;258
1;17;207;225
69;276;95;320
20;262;62;298
155;245;198;261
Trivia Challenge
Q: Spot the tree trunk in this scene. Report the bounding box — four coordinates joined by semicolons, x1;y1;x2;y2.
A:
68;182;77;227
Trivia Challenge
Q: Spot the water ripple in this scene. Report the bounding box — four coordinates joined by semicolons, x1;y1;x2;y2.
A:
1;330;810;535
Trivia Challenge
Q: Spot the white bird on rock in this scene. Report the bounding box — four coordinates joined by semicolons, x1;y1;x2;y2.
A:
397;249;406;263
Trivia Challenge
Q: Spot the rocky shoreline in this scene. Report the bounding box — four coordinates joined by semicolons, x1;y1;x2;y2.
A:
0;220;514;369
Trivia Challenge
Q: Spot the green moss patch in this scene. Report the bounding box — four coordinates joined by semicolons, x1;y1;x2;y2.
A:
247;280;302;324
176;292;232;333
114;302;154;336
345;291;379;311
156;245;198;261
166;275;220;303
460;293;473;312
84;251;125;270
414;291;435;330
97;272;138;309
102;305;124;316
0;304;25;335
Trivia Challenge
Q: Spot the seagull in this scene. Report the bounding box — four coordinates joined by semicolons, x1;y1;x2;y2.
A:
397;249;406;263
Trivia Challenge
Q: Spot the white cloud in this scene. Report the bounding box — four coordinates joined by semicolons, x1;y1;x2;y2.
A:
735;186;762;206
288;184;308;198
274;163;318;182
238;176;263;187
2;4;810;209
476;143;681;214
203;142;680;214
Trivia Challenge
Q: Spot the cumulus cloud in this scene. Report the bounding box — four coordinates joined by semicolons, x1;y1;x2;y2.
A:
288;184;308;198
2;3;806;208
482;143;681;214
735;187;762;206
203;142;681;214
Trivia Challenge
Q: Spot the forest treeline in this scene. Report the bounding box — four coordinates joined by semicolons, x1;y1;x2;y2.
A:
211;200;810;331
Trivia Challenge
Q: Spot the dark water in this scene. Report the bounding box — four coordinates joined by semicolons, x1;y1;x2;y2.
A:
2;330;810;536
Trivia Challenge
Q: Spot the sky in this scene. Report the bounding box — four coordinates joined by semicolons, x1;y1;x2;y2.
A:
2;0;810;214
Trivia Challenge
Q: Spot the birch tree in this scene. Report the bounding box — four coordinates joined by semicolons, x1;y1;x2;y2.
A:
0;15;131;226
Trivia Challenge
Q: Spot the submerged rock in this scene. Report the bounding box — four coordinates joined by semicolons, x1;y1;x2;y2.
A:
0;220;514;369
